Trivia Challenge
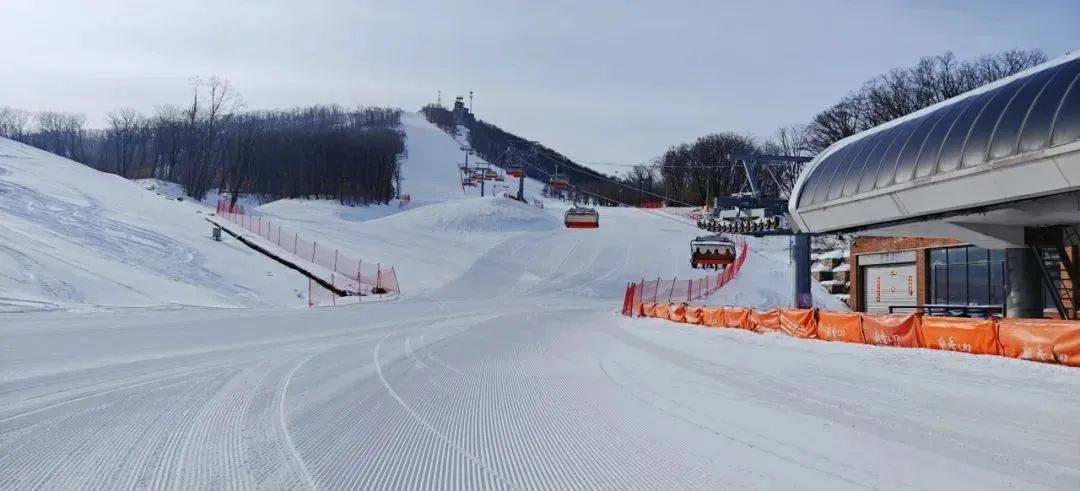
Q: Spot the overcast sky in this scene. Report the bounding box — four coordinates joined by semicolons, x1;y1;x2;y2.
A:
2;0;1077;172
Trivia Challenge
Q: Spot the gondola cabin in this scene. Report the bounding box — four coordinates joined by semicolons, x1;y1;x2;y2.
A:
507;166;524;178
690;236;736;268
564;207;599;229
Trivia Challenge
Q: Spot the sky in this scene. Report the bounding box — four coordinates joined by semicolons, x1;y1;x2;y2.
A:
2;0;1077;174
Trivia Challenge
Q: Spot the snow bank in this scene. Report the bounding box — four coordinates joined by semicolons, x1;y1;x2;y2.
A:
0;138;307;311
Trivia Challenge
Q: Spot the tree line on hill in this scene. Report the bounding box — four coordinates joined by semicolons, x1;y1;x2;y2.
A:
0;77;405;206
425;48;1046;207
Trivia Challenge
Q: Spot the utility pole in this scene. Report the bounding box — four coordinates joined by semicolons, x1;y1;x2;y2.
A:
437;90;442;106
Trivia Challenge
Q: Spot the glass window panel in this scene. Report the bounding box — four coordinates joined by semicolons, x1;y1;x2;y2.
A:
1019;60;1080;152
947;247;967;264
989;261;1005;306
961;78;1029;168
968;262;990;305
930;248;948;266
933;266;948;304
947;264;967;305
967;246;988;263
989;249;1005;264
988;66;1062;160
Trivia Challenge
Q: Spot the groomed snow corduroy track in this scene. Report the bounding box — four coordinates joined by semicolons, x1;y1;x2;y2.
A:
3;297;1080;489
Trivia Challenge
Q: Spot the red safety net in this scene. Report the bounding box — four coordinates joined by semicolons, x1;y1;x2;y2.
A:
626;237;749;317
216;200;401;296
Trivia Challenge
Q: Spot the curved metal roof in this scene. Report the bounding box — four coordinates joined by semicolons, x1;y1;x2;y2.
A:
792;54;1080;213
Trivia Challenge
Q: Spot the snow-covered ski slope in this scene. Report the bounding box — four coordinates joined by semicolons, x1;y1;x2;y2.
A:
0;138;307;311
3;111;1080;489
3;296;1079;488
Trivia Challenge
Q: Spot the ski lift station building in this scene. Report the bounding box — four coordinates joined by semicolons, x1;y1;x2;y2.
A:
788;51;1080;319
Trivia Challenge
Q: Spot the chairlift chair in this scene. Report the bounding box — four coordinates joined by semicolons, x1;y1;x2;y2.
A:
549;174;570;190
564;206;599;229
508;165;524;178
690;235;736;269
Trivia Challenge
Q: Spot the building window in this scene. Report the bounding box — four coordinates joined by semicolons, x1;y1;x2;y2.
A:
929;246;1005;306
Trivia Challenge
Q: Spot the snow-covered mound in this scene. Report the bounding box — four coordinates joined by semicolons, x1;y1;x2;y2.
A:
0;138;306;311
703;236;851;311
375;197;558;234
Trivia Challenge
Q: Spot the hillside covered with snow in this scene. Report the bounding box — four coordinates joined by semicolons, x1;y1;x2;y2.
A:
0;138;307;311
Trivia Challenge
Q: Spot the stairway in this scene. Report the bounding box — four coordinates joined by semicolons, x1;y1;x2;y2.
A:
1032;244;1077;319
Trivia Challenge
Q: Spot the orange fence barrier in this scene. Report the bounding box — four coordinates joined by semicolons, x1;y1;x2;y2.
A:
669;303;687;323
861;313;921;348
817;311;864;343
779;308;817;339
750;309;781;334
723;307;753;330
629;301;1080;369
684;305;703;325
701;307;725;327
919;316;999;355
655;303;672;321
998;318;1080;366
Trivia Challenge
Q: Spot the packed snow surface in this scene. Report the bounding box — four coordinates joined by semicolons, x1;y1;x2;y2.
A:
3;112;1078;488
0;138;306;311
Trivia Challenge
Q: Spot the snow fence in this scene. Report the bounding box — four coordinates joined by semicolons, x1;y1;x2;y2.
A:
629;304;1080;368
215;200;399;296
621;238;749;316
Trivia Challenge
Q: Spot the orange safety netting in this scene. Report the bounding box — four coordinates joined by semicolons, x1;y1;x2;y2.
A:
816;311;864;343
654;303;672;320
918;316;1000;355
998;318;1080;366
861;313;922;348
723;307;753;330
779;308;818;339
627;297;1080;369
750;308;782;334
684;305;704;325
669;303;688;323
701;307;725;327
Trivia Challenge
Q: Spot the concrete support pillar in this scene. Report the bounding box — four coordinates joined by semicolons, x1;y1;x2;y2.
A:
793;234;812;309
1005;248;1044;318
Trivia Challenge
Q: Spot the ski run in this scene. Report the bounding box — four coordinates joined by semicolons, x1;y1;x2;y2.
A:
1;112;1078;489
